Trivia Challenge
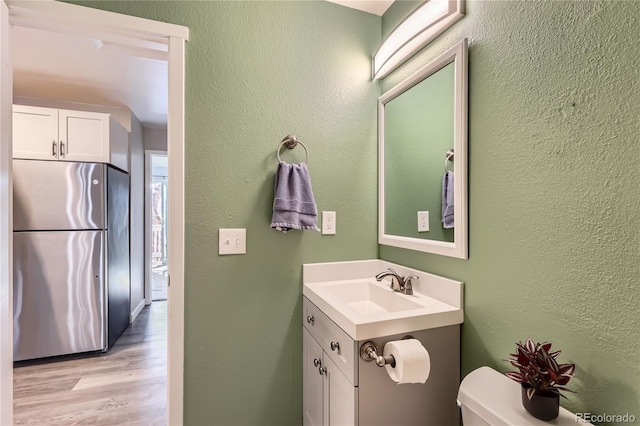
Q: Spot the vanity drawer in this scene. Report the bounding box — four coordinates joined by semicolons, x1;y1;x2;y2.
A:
303;297;357;385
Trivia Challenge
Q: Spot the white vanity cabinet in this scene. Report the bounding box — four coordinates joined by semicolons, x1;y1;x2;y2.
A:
303;298;358;426
303;296;461;426
303;328;357;426
13;105;129;172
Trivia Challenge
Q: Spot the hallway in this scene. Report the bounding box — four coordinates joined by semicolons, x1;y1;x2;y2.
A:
13;302;167;425
152;264;168;301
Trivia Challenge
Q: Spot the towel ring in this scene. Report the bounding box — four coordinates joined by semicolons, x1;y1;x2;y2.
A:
444;149;454;173
277;134;309;164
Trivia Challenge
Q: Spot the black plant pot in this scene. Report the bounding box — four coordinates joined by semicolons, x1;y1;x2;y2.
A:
521;384;560;421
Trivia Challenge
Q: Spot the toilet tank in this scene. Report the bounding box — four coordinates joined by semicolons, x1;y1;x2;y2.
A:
457;366;592;426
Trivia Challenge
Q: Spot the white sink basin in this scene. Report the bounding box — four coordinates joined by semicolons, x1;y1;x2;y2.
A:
322;280;424;315
303;277;463;340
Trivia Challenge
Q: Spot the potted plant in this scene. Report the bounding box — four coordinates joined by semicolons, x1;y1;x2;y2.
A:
505;338;575;421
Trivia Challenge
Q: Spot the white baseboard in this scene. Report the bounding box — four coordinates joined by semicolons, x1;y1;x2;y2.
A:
130;298;146;323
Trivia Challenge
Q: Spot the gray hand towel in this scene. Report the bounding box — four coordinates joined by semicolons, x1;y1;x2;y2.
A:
270;162;320;232
442;171;454;229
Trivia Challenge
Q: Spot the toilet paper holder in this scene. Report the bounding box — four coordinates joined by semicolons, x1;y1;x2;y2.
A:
359;336;414;368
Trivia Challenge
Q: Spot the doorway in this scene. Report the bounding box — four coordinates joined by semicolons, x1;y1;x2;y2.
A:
0;2;187;424
146;151;169;303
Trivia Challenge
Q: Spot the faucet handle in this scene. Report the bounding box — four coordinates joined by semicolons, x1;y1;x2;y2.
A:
402;275;419;295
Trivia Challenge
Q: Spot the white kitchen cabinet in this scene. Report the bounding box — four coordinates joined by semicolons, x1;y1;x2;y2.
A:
12;105;57;162
13;105;129;172
303;328;357;426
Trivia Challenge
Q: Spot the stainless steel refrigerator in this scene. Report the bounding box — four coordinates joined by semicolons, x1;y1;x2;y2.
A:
13;159;130;361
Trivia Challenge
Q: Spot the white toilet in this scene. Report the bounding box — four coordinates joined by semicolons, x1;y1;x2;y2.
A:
457;366;592;425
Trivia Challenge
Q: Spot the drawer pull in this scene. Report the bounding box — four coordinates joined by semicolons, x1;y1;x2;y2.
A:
318;366;327;375
52;141;57;157
330;341;340;352
313;358;321;367
306;315;314;325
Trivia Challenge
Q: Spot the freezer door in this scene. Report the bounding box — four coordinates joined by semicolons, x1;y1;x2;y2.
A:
13;230;105;361
13;159;105;231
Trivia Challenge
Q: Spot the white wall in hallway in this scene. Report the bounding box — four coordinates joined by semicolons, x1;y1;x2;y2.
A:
130;114;145;322
144;127;167;152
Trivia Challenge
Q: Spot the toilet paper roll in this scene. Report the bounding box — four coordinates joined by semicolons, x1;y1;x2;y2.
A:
383;339;431;384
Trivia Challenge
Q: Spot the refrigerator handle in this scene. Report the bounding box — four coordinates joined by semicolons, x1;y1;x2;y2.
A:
52;140;57;158
60;141;65;157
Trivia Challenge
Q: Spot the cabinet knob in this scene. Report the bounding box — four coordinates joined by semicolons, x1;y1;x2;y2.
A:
318;366;327;376
306;315;314;325
330;341;340;352
313;358;321;368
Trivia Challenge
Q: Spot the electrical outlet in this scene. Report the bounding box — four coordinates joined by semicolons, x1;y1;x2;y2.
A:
418;211;429;232
219;228;246;255
322;211;336;235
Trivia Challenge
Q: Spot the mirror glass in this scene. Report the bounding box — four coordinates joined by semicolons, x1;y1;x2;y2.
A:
378;39;468;258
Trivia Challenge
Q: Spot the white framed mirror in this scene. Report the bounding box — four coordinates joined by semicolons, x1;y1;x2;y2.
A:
378;38;468;258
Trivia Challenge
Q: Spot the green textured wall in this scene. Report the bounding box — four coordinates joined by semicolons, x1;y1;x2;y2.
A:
380;1;640;423
62;0;639;424
69;1;380;424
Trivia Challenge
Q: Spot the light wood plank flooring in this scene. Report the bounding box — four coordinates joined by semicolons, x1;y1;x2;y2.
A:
13;301;167;425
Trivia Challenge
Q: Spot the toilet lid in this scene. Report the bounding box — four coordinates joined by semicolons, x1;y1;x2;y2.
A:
457;367;591;426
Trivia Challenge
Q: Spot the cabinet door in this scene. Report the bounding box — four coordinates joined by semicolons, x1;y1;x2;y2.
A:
12;105;58;161
303;328;324;426
324;355;357;426
59;109;109;163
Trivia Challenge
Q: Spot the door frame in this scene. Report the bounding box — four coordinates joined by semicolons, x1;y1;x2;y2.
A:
145;149;168;305
0;2;13;425
0;2;188;425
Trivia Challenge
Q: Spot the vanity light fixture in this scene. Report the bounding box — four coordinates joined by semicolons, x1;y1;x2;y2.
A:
372;0;464;80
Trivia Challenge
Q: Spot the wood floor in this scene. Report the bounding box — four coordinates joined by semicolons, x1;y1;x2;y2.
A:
13;301;167;425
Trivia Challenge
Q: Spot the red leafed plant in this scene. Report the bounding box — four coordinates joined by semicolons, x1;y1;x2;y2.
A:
505;338;576;400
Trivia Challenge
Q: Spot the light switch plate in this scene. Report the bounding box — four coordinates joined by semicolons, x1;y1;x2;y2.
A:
418;211;429;232
322;211;336;235
219;228;246;255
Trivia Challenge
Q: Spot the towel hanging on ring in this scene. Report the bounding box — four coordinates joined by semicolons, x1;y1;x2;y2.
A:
442;171;454;229
270;135;319;233
441;149;454;228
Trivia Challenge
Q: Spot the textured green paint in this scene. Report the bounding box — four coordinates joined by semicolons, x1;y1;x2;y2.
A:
58;0;640;424
380;1;640;423
384;62;454;241
68;1;380;424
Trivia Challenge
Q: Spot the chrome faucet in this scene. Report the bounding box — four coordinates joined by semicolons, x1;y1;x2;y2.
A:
375;268;418;295
375;268;404;292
